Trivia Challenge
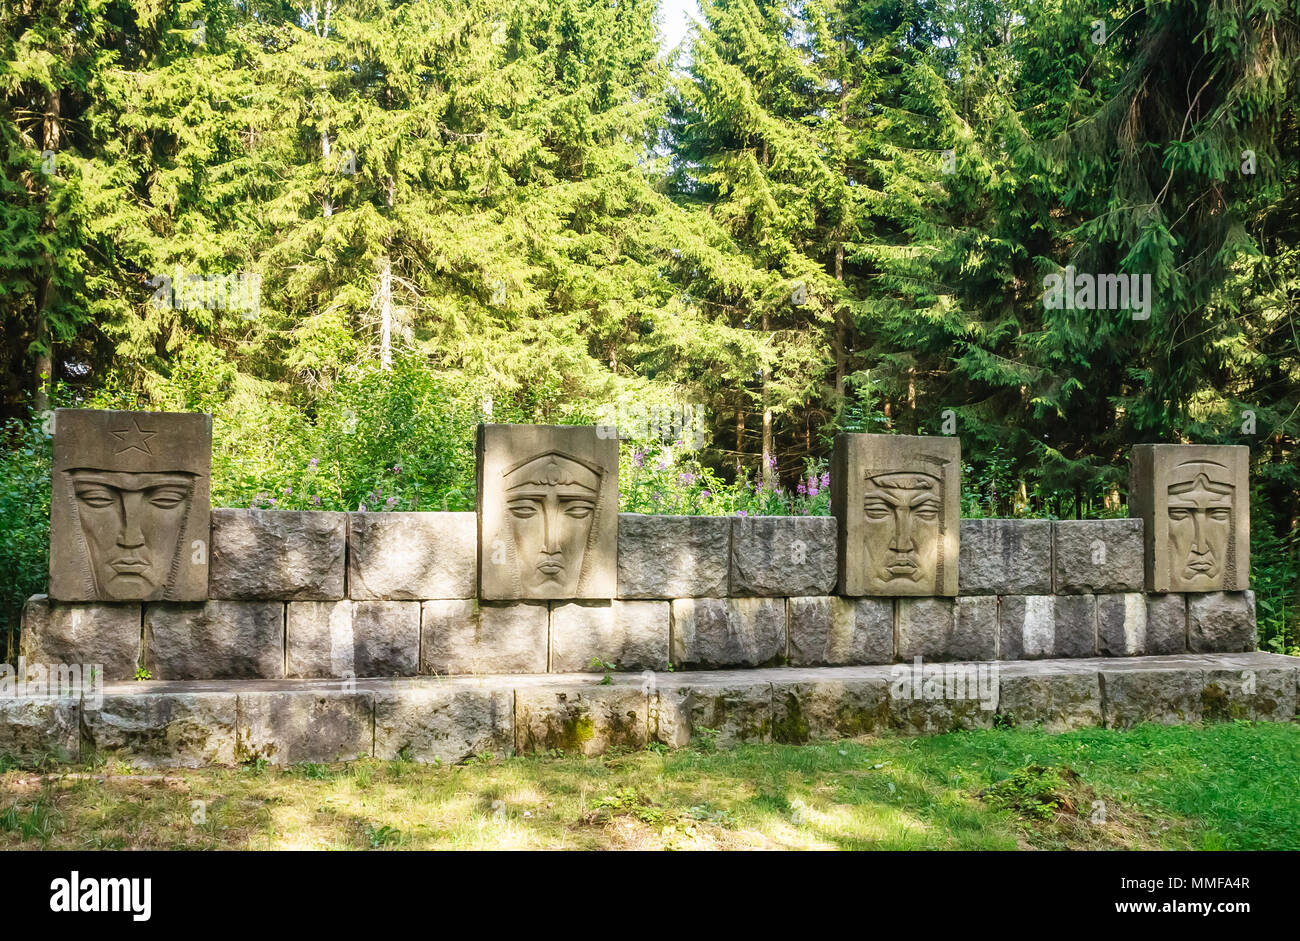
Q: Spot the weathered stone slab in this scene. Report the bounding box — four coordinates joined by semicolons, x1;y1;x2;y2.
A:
515;685;648;755
348;512;476;600
650;677;772;748
886;661;999;733
999;594;1097;659
787;596;892;666
1187;591;1257;653
237;690;372;764
144;600;284;679
84;692;237;767
20;595;141;682
1145;594;1188;655
958;519;1052;595
769;677;890;743
1130;444;1250;592
1201;668;1297;723
1097;593;1146;656
286;601;355;678
896;598;951;660
730;516;836;596
1101;668;1202;728
209;508;346;600
550;601;669;672
670;597;785;668
477;424;617;601
49;409;211;602
896;596;997;661
420;600;548;674
373;686;513;762
616;514;730;598
831;433;960;596
996;671;1102;732
0;699;80;763
1052;519;1144;593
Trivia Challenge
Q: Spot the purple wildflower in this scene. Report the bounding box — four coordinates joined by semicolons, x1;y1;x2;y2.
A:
737;510;748;517
308;457;319;469
312;495;321;506
385;496;398;507
797;481;807;496
820;471;830;489
632;449;645;468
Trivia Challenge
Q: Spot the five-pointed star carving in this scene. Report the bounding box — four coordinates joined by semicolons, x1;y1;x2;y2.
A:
111;418;157;455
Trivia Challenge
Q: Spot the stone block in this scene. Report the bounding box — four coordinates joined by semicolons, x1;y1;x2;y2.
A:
209;508;346;600
237;690;372;764
1201;668;1297;723
886;660;999;733
83;692;238;767
348;511;476;600
549;601;669;672
515;685;648;755
49;409;211;602
831;433;960;596
616;514;730;598
730;516;836;596
1188;591;1257;653
995;671;1102;732
0;699;80;763
787;596;893;666
896;596;997;661
420;600;548;674
144;600;283;679
1052;519;1144;593
373;686;514;762
958;519;1052;595
1145;594;1188;655
477;424;617;601
998;595;1097;659
650;679;772;748
1130;444;1250;592
1097;593;1146;656
1101;668;1203;728
20;595;141;682
670;597;785;668
769;676;891;743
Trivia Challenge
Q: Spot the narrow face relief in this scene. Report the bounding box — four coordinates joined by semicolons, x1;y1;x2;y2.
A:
1166;463;1234;590
67;469;196;601
862;470;942;589
502;452;602;598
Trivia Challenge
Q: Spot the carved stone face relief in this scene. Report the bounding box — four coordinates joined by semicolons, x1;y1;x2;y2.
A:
50;410;212;602
477;425;617;600
1129;444;1249;592
833;434;960;596
1166;461;1234;590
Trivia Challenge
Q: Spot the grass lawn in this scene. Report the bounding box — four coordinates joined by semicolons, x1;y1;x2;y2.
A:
2;721;1297;850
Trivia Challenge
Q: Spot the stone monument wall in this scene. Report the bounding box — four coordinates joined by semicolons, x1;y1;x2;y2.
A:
21;510;1256;680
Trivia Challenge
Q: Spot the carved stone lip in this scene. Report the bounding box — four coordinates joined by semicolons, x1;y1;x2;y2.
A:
536;561;565;576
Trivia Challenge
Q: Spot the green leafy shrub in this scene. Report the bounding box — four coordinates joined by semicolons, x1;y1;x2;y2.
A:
0;412;52;657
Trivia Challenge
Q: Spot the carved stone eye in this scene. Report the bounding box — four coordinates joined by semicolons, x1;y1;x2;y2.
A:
563;502;594;519
508;501;539;519
148;488;188;509
75;488;116;509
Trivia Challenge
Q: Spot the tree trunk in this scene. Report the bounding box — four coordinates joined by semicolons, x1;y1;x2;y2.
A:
834;243;845;397
761;310;773;491
34;85;61;411
378;257;392;370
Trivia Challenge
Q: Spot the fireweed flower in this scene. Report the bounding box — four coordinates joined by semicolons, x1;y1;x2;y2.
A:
797;481;807;496
312;496;321;506
820;472;830;489
632;449;645;467
308;457;319;469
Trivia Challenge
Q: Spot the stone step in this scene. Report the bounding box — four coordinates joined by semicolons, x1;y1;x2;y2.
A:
2;653;1295;768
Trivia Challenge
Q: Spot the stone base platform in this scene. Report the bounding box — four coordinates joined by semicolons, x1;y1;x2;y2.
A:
2;653;1295;768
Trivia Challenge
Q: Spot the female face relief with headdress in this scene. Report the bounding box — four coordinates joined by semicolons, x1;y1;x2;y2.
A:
1166;462;1233;590
502;452;602;597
